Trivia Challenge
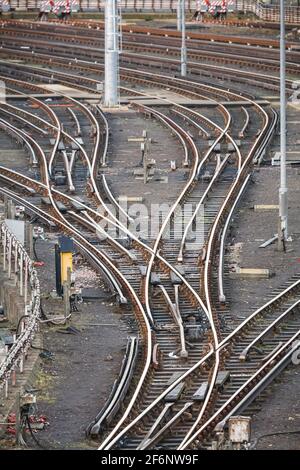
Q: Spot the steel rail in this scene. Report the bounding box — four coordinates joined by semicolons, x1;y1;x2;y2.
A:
171;108;211;139
0;94;156;446
100;73;272;449
0;77;95;186
2;57;264;310
179;104;274;450
218;107;277;303
70;210;136;261
98;276;300;450
0;65;224;320
172;105;242;262
98;95;227;448
0;105;49;136
0;173;36;195
2;20;300;71
98;96;226;449
0;104;134;305
0;185;128;305
239;298;300;362
218;175;251;304
179;155;232;264
12;27;296;454
0;48;278;452
0;118;49;187
96;65;272;448
46;91;135;233
4;79;126;236
3;36;293;92
0;91;90;185
119;51;295;91
0;117;38;166
183;329;300;449
100;174;134;224
0;163;219;317
137;401;193;450
132;103;208;322
67;107;81;137
95;105;109;166
215;333;300;434
0;48;285;118
2;19;298;49
0;100;135;308
39;64;276;454
239;107;250;138
0;49;292;109
0;136;155;456
158;284;187;359
2;29;298;74
98;94;238;449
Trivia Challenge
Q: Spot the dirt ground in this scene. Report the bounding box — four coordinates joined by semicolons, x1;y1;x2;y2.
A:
25;236;130;449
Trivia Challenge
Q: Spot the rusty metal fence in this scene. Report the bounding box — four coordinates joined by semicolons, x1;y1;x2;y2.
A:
0;222;40;401
2;0;300;23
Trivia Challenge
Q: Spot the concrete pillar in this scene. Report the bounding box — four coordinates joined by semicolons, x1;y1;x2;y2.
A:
177;1;182;31
278;0;288;247
181;0;187;77
104;0;120;107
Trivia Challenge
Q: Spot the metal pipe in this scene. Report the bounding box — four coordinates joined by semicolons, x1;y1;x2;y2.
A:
158;284;188;358
177;1;182;31
61;150;75;193
3;230;7;271
104;0;120;107
279;0;288;241
8;237;12;279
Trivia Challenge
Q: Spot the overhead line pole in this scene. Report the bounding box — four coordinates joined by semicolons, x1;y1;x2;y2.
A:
104;0;120;107
177;0;182;31
278;0;288;248
181;0;187;77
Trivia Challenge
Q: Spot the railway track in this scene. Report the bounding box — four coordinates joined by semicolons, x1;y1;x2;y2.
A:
0;47;296;101
0;20;299;93
1;24;300;77
0;20;298;451
2;19;298;49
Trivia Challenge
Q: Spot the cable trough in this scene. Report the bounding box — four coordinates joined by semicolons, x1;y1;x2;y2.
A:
86;336;139;438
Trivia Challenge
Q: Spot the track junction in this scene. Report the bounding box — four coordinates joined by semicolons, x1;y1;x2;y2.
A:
0;17;299;450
